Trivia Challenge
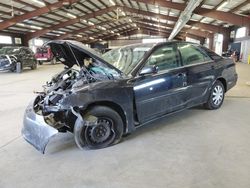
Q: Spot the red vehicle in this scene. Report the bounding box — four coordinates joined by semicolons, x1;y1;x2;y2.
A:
35;46;56;65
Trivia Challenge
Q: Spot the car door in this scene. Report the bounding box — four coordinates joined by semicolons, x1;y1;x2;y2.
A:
133;43;188;123
177;43;215;106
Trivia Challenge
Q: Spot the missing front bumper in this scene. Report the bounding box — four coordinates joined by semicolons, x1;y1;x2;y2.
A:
21;101;58;154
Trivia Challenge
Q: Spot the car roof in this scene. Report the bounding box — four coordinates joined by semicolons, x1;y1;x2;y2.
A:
116;41;200;50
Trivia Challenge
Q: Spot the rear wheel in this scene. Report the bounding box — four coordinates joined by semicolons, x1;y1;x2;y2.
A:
38;61;43;65
74;106;123;149
204;80;225;110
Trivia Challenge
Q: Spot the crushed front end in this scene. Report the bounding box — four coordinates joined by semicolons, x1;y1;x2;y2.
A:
21;40;124;153
22;67;119;153
22;68;82;153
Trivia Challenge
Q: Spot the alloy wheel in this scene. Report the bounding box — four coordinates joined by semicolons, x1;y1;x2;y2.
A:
212;85;224;106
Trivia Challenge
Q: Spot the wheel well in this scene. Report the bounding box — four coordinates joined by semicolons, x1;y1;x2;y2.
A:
217;77;227;92
84;101;127;133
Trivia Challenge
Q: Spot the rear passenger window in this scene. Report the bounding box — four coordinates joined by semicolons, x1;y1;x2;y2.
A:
178;44;211;66
145;44;180;72
200;46;223;60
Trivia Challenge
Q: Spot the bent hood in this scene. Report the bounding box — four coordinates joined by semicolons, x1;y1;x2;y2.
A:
45;40;122;73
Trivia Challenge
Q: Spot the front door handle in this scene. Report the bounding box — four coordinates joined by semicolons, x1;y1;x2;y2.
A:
177;73;186;78
176;73;187;87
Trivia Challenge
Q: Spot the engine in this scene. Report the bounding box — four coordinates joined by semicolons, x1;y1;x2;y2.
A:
44;68;80;93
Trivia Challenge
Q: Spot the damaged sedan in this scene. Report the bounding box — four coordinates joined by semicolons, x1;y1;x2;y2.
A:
22;40;238;153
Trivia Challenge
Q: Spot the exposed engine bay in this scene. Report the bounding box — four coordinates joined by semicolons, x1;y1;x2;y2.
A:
44;57;118;94
33;57;119;132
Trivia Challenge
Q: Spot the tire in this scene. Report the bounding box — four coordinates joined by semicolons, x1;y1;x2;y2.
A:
51;57;56;65
31;61;37;70
204;80;225;110
74;106;123;149
16;62;22;73
38;61;43;65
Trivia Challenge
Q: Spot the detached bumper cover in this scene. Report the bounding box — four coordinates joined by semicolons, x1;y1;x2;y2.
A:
21;101;58;154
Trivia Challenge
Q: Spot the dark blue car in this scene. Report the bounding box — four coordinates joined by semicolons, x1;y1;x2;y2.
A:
0;46;37;72
22;40;238;153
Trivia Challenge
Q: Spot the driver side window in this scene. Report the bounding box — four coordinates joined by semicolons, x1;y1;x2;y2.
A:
145;44;180;72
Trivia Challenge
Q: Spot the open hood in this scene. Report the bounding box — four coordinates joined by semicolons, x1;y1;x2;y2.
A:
45;40;122;73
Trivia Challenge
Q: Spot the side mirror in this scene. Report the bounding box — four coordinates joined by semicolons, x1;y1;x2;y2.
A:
139;66;158;76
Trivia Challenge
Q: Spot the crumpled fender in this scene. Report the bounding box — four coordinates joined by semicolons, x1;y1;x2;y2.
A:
71;107;97;149
71;107;97;150
71;107;85;150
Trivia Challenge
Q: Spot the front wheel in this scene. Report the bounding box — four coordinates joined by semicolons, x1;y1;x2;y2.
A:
16;62;22;73
31;61;37;70
204;80;225;110
74;106;124;149
51;57;56;65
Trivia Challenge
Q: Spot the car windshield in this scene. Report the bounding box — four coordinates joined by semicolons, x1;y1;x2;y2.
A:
102;44;154;75
0;47;20;54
